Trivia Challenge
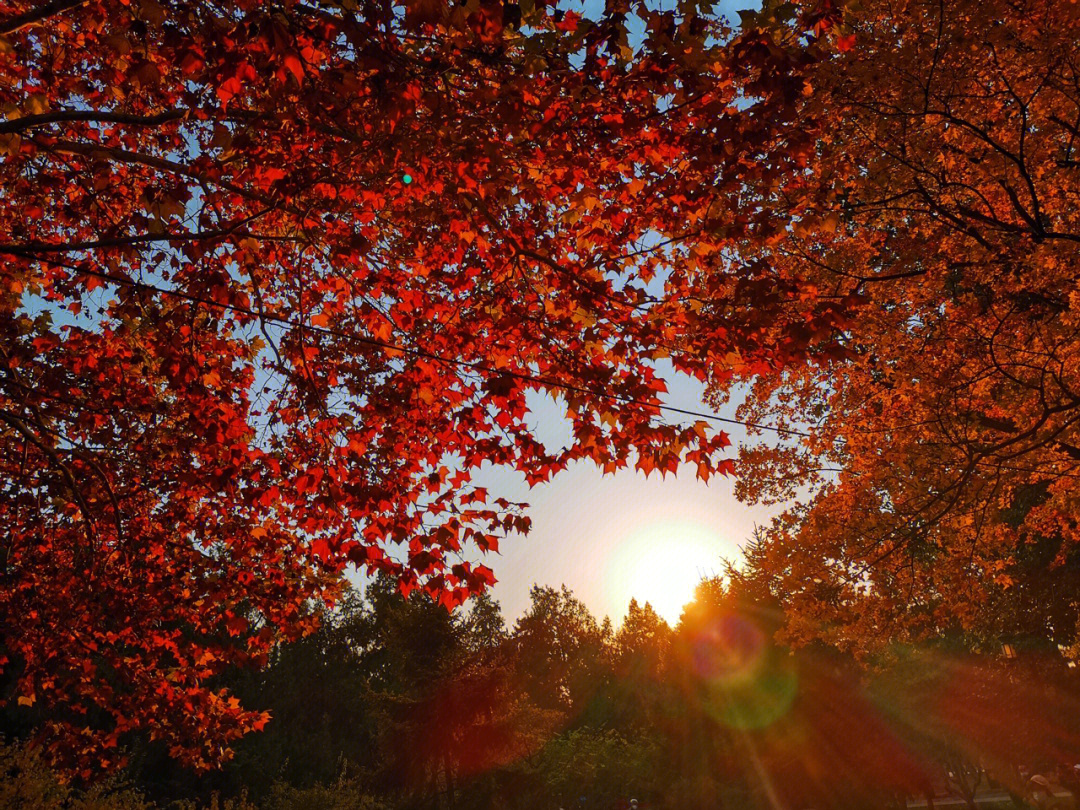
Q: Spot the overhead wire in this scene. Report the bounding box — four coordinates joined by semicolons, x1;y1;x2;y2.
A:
7;254;1080;482
9;255;814;438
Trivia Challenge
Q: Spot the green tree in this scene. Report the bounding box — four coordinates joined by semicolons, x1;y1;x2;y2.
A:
607;600;673;735
512;586;613;719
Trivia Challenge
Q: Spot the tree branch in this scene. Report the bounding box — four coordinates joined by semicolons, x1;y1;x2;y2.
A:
0;108;187;135
1;0;88;35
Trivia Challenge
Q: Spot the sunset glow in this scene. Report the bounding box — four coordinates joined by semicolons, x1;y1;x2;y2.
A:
606;518;728;625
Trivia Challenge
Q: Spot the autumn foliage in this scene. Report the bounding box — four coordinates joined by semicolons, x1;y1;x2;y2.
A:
719;0;1080;656
4;0;1078;780
0;0;827;771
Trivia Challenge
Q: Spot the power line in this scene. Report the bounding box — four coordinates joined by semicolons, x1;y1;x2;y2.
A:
12;256;812;438
11;256;1080;480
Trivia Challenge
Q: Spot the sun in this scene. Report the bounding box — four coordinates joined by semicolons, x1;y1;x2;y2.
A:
606;519;727;625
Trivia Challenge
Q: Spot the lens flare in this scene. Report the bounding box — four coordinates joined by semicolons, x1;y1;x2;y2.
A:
690;613;797;730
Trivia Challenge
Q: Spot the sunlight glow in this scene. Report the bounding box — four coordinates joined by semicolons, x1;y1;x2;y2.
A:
606;518;726;624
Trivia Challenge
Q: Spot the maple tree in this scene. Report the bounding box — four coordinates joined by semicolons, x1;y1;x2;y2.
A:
0;0;856;773
710;0;1080;655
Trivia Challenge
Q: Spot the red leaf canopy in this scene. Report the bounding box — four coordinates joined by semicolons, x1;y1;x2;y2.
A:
0;0;827;770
